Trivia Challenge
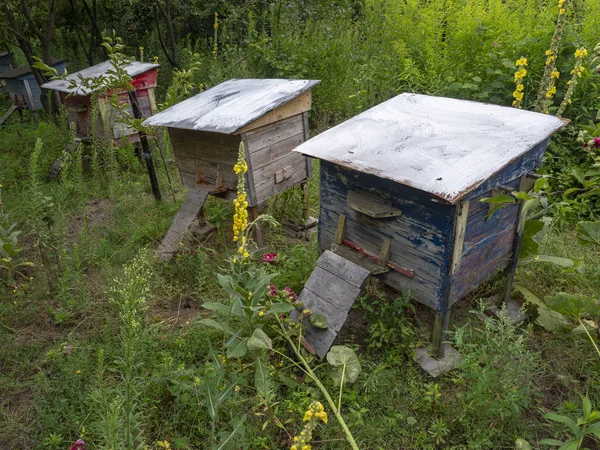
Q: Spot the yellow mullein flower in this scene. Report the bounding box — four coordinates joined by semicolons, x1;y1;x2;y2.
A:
551;70;560;79
557;46;588;116
512;58;528;109
545;86;557;98
559;7;565;14
575;48;588;58
291;402;328;450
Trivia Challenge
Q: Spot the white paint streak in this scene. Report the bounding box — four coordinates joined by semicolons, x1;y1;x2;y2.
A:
293;93;565;203
41;60;159;95
143;78;320;134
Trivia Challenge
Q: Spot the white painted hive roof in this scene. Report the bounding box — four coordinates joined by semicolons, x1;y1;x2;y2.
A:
42;60;159;95
143;78;320;134
294;93;565;203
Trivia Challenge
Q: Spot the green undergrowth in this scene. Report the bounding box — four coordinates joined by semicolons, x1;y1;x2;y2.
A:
0;114;598;449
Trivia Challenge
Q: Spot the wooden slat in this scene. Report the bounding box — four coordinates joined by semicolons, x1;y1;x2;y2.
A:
249;133;304;170
156;188;209;261
252;151;306;189
290;250;370;358
302;111;313;178
347;190;402;218
244;114;304;149
315;249;371;289
254;161;308;205
236;91;312;134
169;127;241;148
450;201;469;274
321;228;442;305
320;208;444;283
321;162;452;234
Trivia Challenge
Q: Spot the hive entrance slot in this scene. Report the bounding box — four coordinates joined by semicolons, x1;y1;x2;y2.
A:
333;213;414;278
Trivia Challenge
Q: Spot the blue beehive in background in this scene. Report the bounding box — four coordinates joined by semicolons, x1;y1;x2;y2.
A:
0;59;66;111
0;52;12;74
293;93;565;356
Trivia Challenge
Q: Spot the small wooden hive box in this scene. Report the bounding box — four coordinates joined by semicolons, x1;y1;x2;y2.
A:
0;59;67;111
42;60;159;143
0;52;12;74
144;78;320;206
293;93;565;354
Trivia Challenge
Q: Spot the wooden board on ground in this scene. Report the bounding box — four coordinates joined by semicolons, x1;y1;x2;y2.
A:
156;188;209;261
291;250;370;359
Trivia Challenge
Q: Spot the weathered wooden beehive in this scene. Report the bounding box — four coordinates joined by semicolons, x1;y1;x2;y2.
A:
0;52;12;73
293;93;565;359
42;60;159;143
0;59;66;122
144;78;320;260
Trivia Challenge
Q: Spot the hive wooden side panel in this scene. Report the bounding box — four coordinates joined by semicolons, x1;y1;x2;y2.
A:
242;113;309;206
236;91;312;134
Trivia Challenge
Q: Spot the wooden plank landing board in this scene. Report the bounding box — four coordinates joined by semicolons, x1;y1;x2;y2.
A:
290;250;370;359
156;188;209;261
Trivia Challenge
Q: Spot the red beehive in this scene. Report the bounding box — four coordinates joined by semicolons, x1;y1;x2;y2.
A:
42;60;159;144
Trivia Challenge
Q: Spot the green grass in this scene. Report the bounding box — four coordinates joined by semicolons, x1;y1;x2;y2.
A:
0;113;598;449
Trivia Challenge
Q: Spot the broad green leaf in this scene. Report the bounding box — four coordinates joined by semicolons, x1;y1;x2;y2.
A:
265;302;296;316
558;439;580;450
309;313;328;329
202;302;241;317
563;187;580;198
572;167;586;185
543;413;580;436
545;293;600;320
226;337;248;358
248;328;272;352
576;221;600;247
583;396;592;419
254;357;274;402
519;220;545;258
586;422;600;438
539;438;563;446
199;318;233;334
514;285;571;332
515;438;532;449
327;345;361;385
519;254;574;268
216;416;246;450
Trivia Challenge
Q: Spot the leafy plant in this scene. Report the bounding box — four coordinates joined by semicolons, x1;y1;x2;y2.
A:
540;396;600;449
450;303;541;443
0;215;34;279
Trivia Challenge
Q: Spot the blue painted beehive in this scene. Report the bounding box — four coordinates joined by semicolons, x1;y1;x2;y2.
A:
0;52;12;74
293;93;565;354
0;59;66;111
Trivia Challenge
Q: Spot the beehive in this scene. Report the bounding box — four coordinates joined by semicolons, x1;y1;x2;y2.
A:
0;59;66;111
42;60;159;143
145;78;320;259
293;93;565;355
0;52;12;74
145;78;320;206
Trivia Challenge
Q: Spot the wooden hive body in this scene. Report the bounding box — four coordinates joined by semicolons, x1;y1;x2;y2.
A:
0;52;12;73
0;59;67;111
294;93;565;354
42;61;159;145
146;79;319;207
318;139;548;314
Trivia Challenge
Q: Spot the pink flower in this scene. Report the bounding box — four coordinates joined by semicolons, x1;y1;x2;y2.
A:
263;253;277;263
594;137;600;148
269;284;277;297
70;440;86;450
284;286;297;301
